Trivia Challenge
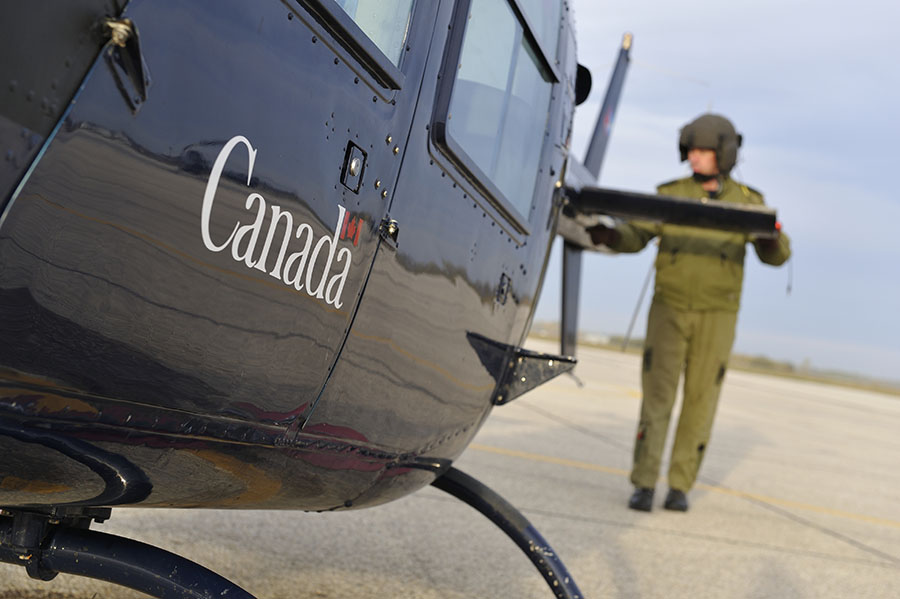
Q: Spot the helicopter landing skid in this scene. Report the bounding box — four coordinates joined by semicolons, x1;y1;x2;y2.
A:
0;507;256;599
1;468;583;598
431;466;584;599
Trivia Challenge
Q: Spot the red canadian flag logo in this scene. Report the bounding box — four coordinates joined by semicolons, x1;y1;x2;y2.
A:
339;210;363;247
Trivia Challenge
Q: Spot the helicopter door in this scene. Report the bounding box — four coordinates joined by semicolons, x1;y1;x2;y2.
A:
305;0;565;475
0;0;429;423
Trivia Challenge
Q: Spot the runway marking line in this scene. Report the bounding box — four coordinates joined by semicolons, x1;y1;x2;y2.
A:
469;443;900;530
612;385;642;399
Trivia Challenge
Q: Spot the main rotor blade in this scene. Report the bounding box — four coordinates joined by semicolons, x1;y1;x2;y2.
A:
583;33;633;180
560;242;582;358
558;34;633;358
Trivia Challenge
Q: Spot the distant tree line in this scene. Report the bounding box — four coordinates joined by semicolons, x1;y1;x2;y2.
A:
528;321;900;397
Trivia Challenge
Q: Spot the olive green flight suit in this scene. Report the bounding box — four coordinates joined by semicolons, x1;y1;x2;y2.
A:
608;176;791;492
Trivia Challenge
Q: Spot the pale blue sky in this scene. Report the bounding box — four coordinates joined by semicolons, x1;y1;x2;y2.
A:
534;0;900;381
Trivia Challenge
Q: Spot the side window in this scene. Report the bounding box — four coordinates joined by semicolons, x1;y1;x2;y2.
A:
438;0;558;223
517;0;562;55
333;0;414;66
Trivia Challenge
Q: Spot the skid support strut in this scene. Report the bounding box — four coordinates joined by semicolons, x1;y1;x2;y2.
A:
431;467;584;599
0;509;257;599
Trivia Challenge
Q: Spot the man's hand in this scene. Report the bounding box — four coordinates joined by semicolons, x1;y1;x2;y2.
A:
587;223;619;247
755;221;783;249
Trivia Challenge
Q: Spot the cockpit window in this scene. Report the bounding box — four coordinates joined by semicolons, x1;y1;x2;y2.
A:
445;0;554;219
333;0;414;66
518;0;562;56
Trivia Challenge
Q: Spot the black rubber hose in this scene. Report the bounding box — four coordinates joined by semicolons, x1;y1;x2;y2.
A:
0;421;152;506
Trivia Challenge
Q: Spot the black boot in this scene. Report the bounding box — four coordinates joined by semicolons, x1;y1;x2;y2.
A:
628;487;654;512
663;488;688;511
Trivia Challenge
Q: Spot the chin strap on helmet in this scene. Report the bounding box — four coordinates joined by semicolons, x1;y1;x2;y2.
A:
691;172;718;183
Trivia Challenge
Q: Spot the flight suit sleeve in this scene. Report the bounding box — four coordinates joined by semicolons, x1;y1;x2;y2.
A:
753;230;791;265
740;184;791;266
608;220;660;253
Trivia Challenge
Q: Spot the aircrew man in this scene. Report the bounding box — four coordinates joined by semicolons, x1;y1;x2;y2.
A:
589;113;791;511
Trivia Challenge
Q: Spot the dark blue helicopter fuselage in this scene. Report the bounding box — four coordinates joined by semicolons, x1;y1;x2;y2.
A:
0;0;577;511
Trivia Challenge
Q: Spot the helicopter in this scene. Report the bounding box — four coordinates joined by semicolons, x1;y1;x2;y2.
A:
0;1;778;597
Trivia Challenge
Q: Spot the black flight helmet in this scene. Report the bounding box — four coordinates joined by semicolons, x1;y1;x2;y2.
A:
678;113;743;175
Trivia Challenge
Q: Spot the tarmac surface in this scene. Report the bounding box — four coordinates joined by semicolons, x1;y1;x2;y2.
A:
2;340;899;598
